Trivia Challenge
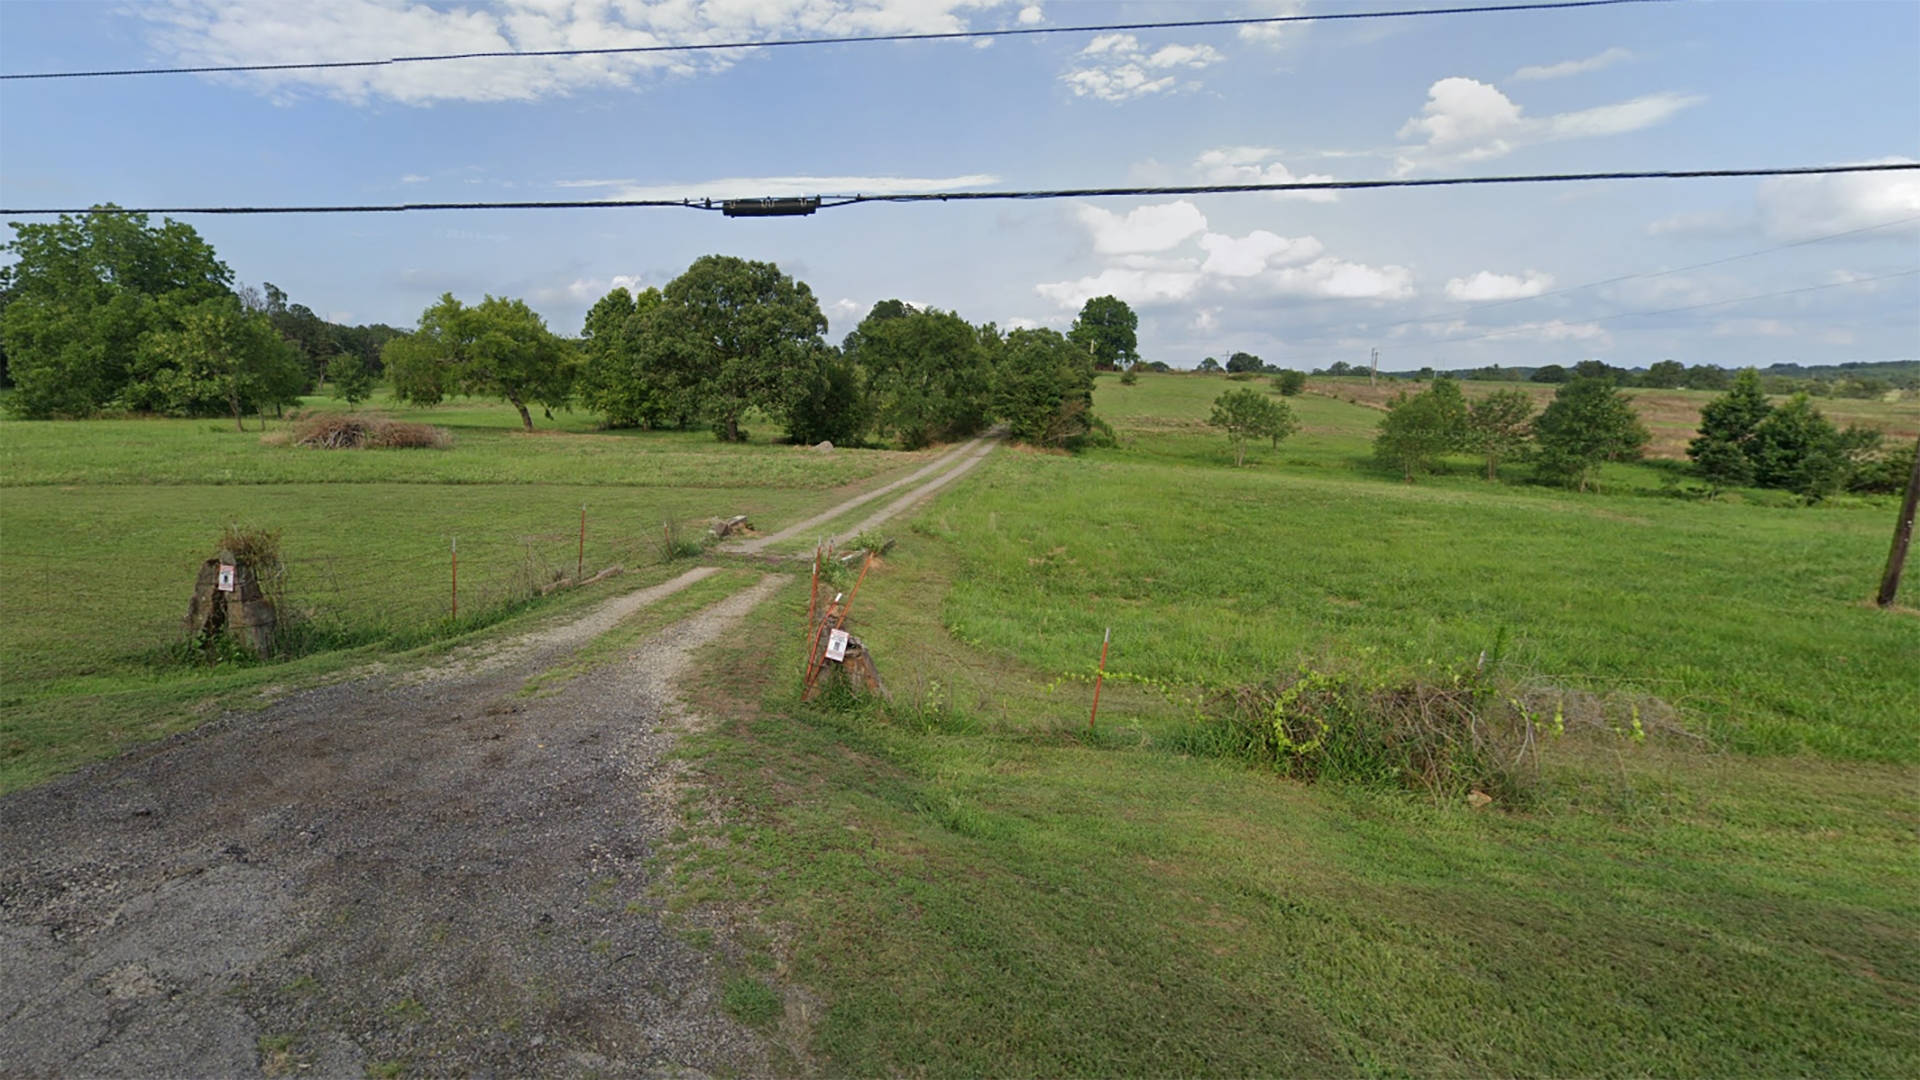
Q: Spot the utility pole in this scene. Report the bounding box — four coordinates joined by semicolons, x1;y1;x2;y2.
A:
1370;348;1379;388
1875;436;1920;608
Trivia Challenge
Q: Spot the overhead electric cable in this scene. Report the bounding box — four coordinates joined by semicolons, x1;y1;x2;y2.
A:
5;161;1916;217
1278;212;1920;363
0;0;1669;82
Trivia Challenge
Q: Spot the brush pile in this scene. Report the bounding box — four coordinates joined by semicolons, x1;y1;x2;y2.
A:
292;413;451;450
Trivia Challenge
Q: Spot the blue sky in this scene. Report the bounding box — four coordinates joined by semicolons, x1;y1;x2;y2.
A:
2;0;1916;371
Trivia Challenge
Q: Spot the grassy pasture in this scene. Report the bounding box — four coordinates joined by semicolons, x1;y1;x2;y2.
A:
3;372;1917;1074
658;370;1918;1075
0;395;942;790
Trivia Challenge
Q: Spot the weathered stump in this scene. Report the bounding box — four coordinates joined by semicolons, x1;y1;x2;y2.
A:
185;549;276;658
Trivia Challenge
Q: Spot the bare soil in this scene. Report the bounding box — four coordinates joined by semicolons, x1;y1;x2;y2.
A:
0;572;787;1079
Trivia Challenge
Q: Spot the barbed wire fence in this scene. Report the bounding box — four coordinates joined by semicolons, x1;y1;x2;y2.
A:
1;510;696;679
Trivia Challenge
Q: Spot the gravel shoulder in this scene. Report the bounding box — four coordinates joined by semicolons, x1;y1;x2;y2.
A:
0;570;788;1079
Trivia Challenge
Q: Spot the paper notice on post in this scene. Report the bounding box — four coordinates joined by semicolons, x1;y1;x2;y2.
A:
826;628;850;662
216;564;237;592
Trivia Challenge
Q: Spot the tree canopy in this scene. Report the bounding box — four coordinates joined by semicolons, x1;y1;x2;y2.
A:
1373;378;1468;481
642;255;827;442
844;302;991;449
993;327;1103;449
1067;295;1139;371
385;293;575;432
1208;387;1298;466
1531;378;1649;491
1;208;233;417
1464;388;1535;481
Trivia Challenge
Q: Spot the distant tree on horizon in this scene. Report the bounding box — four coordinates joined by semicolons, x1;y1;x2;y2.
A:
1067;295;1139;371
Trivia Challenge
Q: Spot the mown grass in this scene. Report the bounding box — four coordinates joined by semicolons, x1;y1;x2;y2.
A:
0;397;948;791
667;568;1918;1076
656;370;1917;1074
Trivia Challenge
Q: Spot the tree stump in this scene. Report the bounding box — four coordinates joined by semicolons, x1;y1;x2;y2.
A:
185;548;276;658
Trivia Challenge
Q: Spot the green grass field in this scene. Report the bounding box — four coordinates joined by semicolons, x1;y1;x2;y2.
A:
658;371;1918;1076
3;374;1917;1074
0;393;940;790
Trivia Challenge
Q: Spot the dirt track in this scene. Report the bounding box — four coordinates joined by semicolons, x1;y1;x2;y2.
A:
0;572;787;1078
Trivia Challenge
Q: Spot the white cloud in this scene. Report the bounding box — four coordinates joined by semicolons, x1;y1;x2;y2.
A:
1235;0;1307;45
554;173;1000;201
1395;77;1702;173
1511;47;1633;82
1062;32;1222;101
140;0;1002;105
1198;231;1323;276
1038;200;1412;308
1036;267;1205;308
1445;270;1554;301
400;173;430;184
1073;200;1209;254
1194;147;1339;202
1755;158;1920;241
1018;5;1044;24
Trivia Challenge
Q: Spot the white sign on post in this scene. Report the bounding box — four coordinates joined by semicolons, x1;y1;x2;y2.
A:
216;564;237;593
825;628;850;663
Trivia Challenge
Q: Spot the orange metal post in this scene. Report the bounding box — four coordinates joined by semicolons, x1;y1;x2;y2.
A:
1088;627;1111;730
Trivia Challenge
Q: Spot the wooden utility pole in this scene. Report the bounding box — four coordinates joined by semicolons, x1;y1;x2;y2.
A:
1875;436;1920;608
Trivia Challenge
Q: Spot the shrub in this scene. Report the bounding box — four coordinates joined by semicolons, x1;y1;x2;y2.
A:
1173;661;1540;803
1270;369;1307;396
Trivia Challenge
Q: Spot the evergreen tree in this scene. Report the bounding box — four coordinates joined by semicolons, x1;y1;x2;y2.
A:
1687;368;1773;493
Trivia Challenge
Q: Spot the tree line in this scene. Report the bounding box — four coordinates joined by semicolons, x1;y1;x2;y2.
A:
0;211;1115;451
1318;357;1920;399
383;255;1116;450
0;209;400;424
1366;372;1911;498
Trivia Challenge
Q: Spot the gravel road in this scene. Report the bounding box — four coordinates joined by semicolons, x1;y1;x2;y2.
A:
0;571;788;1079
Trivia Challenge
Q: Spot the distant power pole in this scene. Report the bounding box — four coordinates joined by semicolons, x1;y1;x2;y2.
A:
1876;435;1920;608
1370;348;1379;388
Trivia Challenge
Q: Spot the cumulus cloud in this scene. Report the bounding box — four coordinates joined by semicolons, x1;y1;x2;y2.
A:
140;0;1003;105
1037;200;1413;309
1755;158;1920;241
1074;201;1209;254
1198;231;1323;276
554;172;1000;201
1018;4;1044;24
1062;32;1223;101
1395;77;1701;172
1444;270;1554;301
1194;147;1339;202
1511;47;1633;82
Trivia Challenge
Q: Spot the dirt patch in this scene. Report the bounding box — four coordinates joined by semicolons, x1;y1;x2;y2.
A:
0;573;787;1077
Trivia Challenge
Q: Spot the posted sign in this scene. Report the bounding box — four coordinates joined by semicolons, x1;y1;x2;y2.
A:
825;628;850;662
216;564;237;593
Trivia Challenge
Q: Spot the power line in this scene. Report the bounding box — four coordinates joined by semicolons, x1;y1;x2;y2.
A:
1279;212;1920;363
0;0;1669;82
6;162;1916;217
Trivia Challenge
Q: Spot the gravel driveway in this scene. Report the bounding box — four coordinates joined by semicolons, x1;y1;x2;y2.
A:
1;572;787;1078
